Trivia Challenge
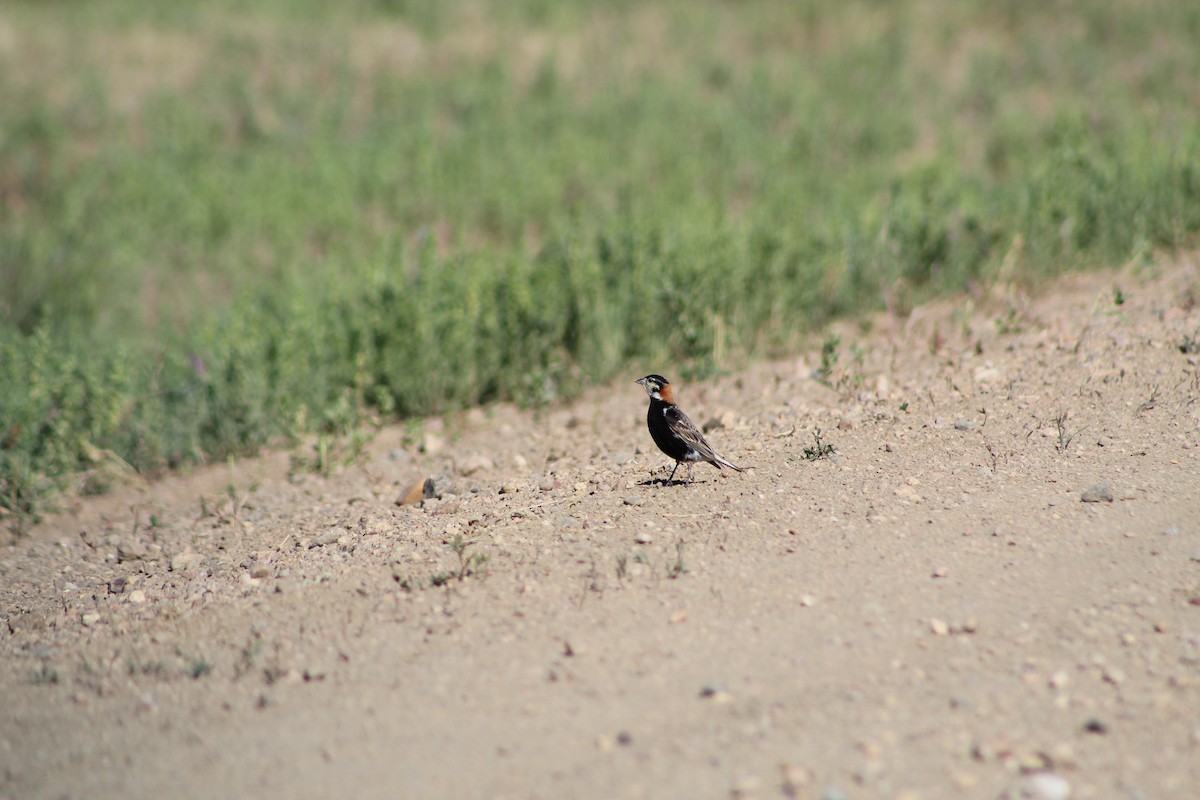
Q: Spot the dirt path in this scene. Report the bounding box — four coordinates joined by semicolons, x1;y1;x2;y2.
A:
3;260;1199;800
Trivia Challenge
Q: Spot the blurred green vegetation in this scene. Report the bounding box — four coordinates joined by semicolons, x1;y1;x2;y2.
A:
2;0;1199;528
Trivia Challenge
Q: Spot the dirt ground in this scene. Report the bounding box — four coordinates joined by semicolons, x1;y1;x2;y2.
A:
3;259;1199;800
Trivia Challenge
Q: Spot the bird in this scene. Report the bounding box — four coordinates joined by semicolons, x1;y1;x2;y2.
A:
634;374;744;484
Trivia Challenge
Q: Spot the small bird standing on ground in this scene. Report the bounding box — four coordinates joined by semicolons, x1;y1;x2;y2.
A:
635;374;744;484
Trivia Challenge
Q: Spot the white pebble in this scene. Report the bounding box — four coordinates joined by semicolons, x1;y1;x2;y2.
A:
1022;772;1070;800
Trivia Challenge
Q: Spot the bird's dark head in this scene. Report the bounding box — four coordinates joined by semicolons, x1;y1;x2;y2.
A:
635;374;674;404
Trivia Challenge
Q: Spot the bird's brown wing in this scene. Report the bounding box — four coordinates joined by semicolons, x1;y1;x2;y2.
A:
663;405;719;462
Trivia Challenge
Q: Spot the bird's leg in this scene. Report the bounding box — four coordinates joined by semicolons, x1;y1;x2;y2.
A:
687;463;695;483
666;462;680;484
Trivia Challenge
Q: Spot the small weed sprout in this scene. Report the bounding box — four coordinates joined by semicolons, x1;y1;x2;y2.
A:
289;428;376;479
847;342;867;386
928;324;945;355
30;662;60;685
995;308;1023;334
196;484;249;528
234;633;264;680
578;558;604;606
1054;411;1082;453
803;428;836;460
1137;384;1161;413
667;540;688;579
815;334;865;396
1113;286;1126;306
431;534;489;587
984;441;1005;472
816;334;841;386
126;656;168;679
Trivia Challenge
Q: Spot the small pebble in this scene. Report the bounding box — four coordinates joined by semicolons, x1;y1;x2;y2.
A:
426;473;458;498
1080;483;1113;503
974;366;1001;384
930;618;949;636
731;775;762;797
954;420;978;431
420;431;444;454
312;528;342;547
81;612;100;627
538;477;557;492
170;549;205;573
623;496;645;507
780;764;813;795
458;454;493;476
396;478;429;506
1021;772;1070;800
116;541;149;563
634;531;653;545
127;589;147;604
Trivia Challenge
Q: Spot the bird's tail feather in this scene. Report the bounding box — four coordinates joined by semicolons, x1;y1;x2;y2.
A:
714;454;744;472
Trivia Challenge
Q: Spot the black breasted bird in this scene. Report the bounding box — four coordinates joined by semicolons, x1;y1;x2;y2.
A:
635;374;744;484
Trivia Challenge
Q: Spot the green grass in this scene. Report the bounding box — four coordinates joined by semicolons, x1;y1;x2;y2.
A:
2;0;1199;530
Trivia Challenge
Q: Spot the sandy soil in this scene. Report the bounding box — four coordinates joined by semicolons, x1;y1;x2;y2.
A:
3;259;1199;800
